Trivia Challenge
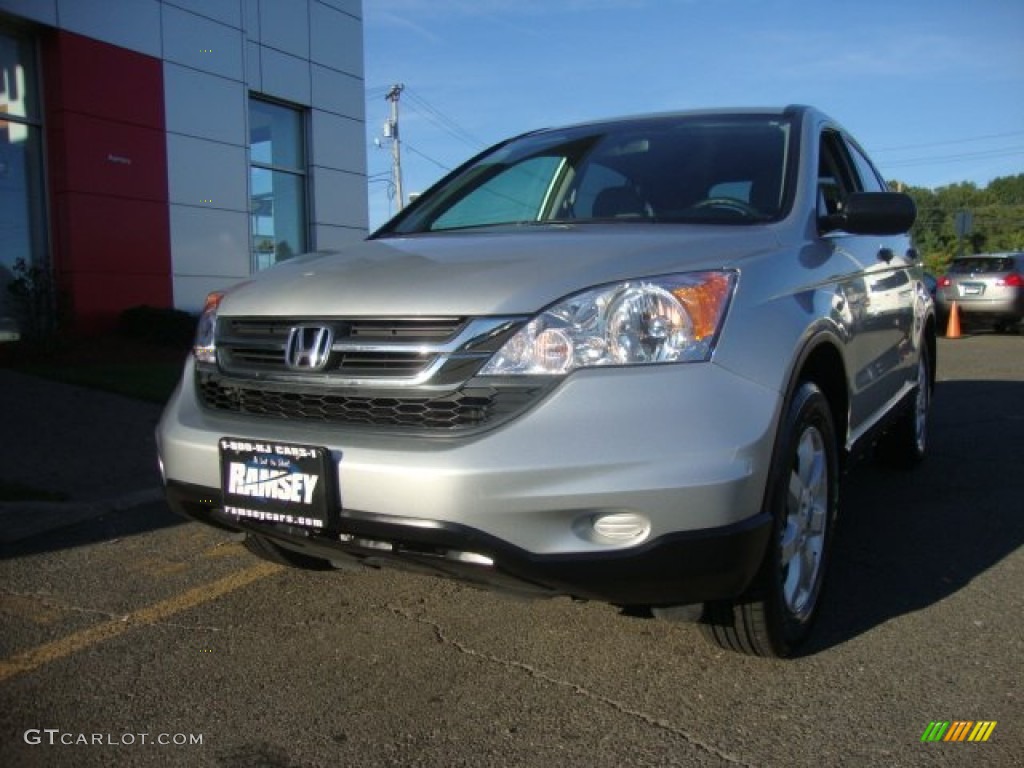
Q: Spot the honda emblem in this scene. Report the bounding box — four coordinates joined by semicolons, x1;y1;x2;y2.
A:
285;326;334;371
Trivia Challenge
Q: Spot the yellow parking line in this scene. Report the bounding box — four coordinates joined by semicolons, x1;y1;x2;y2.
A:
0;562;282;683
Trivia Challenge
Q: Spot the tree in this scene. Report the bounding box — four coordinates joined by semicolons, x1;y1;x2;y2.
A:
892;174;1024;275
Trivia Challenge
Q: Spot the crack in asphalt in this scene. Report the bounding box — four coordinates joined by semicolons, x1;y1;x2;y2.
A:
0;563;283;682
387;604;755;768
0;586;228;634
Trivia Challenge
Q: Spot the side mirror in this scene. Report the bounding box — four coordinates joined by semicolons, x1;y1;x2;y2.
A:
821;192;916;235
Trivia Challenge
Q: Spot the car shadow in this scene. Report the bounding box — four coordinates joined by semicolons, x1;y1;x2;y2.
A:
0;500;186;560
807;378;1024;654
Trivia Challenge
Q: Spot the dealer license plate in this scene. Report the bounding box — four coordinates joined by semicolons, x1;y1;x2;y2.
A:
219;438;332;529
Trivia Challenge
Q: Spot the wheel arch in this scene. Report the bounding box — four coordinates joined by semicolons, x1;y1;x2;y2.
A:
756;330;848;549
704;336;846;657
781;333;850;465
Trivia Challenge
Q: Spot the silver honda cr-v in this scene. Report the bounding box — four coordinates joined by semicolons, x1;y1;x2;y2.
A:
157;106;936;657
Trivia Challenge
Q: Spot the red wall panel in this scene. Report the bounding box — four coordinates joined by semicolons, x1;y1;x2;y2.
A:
56;193;173;277
62;273;175;328
43;32;164;130
42;30;172;333
59;112;168;201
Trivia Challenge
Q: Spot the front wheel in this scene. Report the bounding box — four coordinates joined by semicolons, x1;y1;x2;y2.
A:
701;381;839;657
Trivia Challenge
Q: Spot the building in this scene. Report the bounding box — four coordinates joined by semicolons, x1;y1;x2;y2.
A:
0;0;367;336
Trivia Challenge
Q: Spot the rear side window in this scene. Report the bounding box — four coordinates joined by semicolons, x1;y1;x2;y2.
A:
950;258;1015;274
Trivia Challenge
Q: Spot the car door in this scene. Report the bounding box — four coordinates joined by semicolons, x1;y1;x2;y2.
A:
818;129;916;438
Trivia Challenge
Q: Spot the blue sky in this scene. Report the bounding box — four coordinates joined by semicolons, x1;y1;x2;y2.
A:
363;0;1024;228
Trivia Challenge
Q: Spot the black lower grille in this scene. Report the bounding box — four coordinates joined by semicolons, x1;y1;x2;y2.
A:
197;372;545;431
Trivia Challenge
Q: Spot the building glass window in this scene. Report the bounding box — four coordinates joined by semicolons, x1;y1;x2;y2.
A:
0;29;47;338
249;98;307;271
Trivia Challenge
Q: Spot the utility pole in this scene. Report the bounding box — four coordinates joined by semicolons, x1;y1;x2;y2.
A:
385;84;405;210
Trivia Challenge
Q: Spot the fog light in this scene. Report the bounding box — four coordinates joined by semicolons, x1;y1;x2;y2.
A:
593;513;651;542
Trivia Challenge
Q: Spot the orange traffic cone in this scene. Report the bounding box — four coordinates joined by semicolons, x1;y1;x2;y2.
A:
945;301;962;339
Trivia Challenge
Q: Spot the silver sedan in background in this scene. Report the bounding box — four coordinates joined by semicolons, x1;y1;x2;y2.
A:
936;252;1024;332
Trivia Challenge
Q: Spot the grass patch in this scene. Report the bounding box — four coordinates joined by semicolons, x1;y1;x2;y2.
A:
1;330;190;403
0;481;70;503
20;362;184;404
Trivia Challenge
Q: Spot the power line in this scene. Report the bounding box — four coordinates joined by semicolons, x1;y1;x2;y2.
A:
884;146;1024;169
403;142;452;172
403;88;486;149
405;99;479;149
404;89;481;146
873;130;1024;154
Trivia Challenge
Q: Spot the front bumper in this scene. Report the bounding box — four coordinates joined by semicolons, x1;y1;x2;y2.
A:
166;480;771;604
158;357;781;603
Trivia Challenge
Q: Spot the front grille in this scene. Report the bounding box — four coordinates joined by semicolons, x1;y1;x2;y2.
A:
217;317;466;379
197;372;545;431
223;347;437;377
225;317;463;342
200;315;539;431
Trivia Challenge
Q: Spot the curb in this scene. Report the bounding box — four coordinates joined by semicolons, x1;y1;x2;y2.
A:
0;488;165;545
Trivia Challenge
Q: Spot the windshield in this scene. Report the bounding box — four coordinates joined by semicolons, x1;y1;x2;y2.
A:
377;114;795;236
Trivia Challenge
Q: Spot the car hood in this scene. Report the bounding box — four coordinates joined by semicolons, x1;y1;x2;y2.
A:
219;224;782;317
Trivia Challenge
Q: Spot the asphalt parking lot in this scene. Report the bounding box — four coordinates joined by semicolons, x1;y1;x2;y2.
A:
1;333;1021;767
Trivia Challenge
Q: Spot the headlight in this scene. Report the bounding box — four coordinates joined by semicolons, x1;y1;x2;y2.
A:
480;271;736;375
193;291;225;364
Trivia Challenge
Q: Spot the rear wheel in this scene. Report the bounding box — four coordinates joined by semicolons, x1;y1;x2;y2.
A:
243;533;334;570
701;382;839;657
877;347;931;468
994;319;1021;334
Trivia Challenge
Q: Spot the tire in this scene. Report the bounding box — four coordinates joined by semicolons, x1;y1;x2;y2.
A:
243;533;334;570
876;347;932;469
700;381;839;657
994;319;1021;334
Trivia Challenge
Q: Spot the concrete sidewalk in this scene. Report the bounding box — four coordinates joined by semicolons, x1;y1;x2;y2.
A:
0;369;167;543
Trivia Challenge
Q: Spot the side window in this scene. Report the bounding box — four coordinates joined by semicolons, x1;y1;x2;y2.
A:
847;141;887;193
